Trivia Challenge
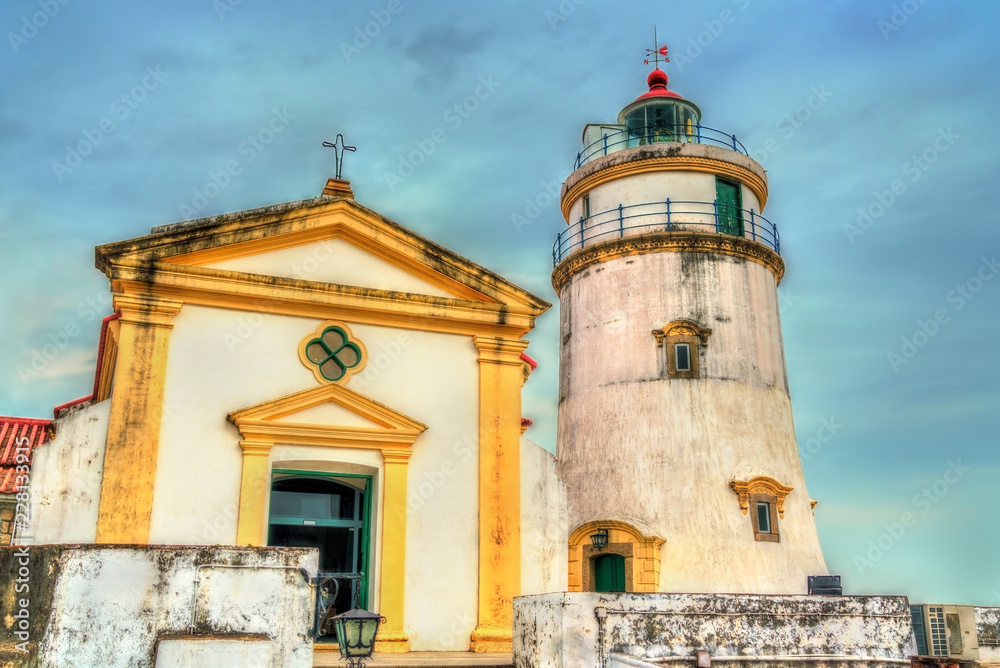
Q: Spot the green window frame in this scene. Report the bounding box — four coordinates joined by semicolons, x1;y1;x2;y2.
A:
304;326;363;382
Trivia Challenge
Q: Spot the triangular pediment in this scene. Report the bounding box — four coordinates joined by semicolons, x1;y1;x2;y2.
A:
227;382;427;450
96;195;550;312
201;237;453;298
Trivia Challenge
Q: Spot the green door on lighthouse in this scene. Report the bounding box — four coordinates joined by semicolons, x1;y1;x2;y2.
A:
594;554;626;592
715;178;744;237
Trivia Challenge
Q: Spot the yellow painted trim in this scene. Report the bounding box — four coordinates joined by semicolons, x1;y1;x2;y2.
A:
227;382;427;437
165;224;492;303
97;199;550;312
298;320;368;386
235;439;272;546
560;154;768;221
109;263;541;339
551;231;785;294
378;448;411;653
95;294;183;544
567;520;666;593
227;383;426;645
470;336;528;653
94;321;120;402
729;476;794;518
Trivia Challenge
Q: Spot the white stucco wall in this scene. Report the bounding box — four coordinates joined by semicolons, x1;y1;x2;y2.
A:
520;437;568;596
153;303;482;651
25;400;110;544
568;170;762;239
513;592;913;668
5;545;315;668
976;606;1000;664
556;249;826;594
205;237;452;298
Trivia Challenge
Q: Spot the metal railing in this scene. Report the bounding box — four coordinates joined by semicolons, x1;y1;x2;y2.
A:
552;199;779;266
313;571;364;640
576;124;748;168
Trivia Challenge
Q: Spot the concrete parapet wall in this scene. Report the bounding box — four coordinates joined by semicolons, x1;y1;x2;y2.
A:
976;606;1000;665
0;545;317;668
513;592;913;668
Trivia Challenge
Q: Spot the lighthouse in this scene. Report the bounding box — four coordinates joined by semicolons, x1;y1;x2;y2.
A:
554;55;828;595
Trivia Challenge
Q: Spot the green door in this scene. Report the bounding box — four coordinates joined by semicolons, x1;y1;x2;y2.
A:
715;178;744;237
267;471;372;639
594;554;626;592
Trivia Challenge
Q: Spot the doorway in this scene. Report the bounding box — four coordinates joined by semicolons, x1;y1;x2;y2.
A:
594;554;626;593
267;470;372;639
715;177;744;237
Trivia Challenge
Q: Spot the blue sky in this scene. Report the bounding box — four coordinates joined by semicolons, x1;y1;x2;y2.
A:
1;0;998;604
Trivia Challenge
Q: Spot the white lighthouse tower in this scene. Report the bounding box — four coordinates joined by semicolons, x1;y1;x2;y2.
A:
554;55;828;595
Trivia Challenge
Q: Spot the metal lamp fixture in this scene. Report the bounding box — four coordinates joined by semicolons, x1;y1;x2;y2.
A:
329;608;385;668
590;528;609;551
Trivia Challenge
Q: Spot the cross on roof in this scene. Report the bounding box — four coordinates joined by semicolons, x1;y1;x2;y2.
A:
321;134;356;180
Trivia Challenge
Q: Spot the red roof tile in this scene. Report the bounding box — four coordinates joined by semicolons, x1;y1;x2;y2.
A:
0;416;53;494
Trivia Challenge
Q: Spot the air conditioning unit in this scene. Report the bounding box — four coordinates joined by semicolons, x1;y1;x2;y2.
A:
807;575;842;595
910;604;980;662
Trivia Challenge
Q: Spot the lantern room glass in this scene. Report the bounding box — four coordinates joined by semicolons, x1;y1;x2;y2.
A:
622;99;700;145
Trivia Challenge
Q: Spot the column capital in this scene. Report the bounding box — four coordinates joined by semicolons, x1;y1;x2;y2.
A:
113;293;183;327
239;440;274;457
472;336;529;365
381;448;412;465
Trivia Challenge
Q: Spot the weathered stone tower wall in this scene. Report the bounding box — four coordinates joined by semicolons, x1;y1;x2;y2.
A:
554;72;827;594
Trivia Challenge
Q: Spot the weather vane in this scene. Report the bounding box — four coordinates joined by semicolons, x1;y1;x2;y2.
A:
321;134;356;180
644;26;669;69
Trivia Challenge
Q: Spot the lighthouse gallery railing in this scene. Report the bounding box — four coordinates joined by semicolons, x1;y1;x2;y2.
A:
552;199;780;266
576;124;749;168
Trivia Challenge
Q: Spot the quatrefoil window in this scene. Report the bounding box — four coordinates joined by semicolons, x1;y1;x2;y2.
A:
299;321;367;384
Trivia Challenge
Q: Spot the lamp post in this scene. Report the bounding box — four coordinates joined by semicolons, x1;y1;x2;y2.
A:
329;608;385;668
590;528;609;551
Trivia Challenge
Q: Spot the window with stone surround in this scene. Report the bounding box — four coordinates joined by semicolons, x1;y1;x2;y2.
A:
729;476;793;544
652;319;711;379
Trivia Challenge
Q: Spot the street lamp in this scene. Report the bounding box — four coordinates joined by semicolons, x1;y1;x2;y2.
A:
590;528;609;551
329;608;385;668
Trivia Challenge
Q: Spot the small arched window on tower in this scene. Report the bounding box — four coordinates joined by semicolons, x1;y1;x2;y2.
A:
729;476;794;543
652;320;711;379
